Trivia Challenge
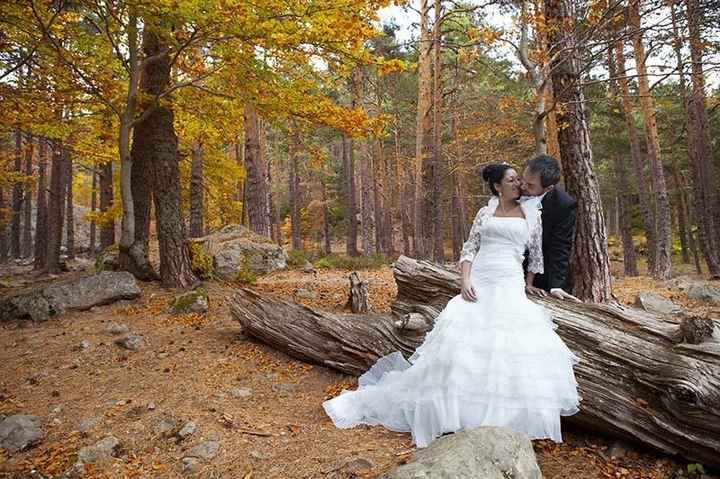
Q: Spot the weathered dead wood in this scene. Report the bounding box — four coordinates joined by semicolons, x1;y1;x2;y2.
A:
230;255;720;467
347;271;370;313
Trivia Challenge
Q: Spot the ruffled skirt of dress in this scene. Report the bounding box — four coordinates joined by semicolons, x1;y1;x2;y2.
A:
322;279;580;448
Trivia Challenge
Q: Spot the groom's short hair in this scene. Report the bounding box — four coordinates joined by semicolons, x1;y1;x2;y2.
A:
526;154;561;188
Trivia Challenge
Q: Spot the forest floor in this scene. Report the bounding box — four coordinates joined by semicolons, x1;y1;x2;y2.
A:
1;256;719;479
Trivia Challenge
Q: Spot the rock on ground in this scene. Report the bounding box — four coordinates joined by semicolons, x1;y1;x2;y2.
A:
190;224;288;279
634;292;682;314
0;271;141;322
667;277;720;304
170;289;209;315
0;415;43;453
385;427;542;479
186;440;220;461
76;435;122;465
114;334;144;351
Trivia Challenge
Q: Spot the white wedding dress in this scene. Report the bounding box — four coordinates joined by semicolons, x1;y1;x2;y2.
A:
322;197;580;448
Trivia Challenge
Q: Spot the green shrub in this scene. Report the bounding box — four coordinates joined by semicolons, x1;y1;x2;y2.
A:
313;253;388;270
233;256;257;285
287;249;311;269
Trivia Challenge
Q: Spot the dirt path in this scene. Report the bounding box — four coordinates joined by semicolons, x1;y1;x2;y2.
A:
0;267;714;478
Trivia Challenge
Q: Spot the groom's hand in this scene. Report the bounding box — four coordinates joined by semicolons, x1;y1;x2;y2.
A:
525;285;547;297
550;288;581;302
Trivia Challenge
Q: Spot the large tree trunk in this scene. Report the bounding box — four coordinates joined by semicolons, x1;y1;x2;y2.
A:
21;134;33;259
231;255;720;468
33;139;49;269
99;160;115;249
354;68;375;257
10;130;23;259
89;167;97;255
189;142;205;238
64;151;74;260
545;0;611;302
413;0;434;260
0;187;7;263
613;40;656;273
139;26;196;288
342;136;359;256
685;0;720;277
431;0;444;263
243;104;271;237
607;45;638;276
289;130;302;251
45;144;67;274
629;0;673;279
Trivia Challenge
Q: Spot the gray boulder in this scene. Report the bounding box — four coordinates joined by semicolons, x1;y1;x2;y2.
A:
76;436;122;465
385;427;542;479
186;440;220;461
0;271;140;322
0;415;43;453
190;225;287;279
667;276;720;304
114;334;144;351
95;246;120;273
634;292;682;314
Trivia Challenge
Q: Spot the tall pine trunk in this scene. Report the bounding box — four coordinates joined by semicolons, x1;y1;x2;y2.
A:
0;187;6;263
343;136;359;256
629;0;672;279
89;166;97;254
545;0;612;302
243;104;271;237
65;151;74;260
45;144;67;274
11;130;22;259
613;38;657;273
414;0;434;259
431;0;444;262
139;26;196;288
189;143;205;238
289;130;302;251
21;134;33;258
99;161;115;249
34;139;49;269
686;0;720;277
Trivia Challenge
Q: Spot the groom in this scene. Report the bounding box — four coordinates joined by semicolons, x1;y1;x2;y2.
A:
521;154;579;302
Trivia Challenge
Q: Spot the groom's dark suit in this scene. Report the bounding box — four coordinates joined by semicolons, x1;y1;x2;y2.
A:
532;188;577;292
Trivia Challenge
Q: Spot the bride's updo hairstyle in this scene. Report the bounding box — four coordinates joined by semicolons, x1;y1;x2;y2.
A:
482;163;513;196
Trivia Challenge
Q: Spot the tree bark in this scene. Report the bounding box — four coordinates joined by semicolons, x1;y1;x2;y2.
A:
431;0;445;263
347;271;370;314
354;68;375;257
45;144;67;274
545;0;612;302
139;26;196;288
606;44;638;276
189;142;205;238
672;162;691;264
11;130;23;259
65;151;74;260
289;130;302;251
0;187;6;263
33;139;48;269
342;136;359;256
629;0;673;279
99;160;115;249
685;0;720;277
243;104;271;237
89;166;97;255
21;134;33;259
231;255;720;467
613;39;656;273
414;0;435;260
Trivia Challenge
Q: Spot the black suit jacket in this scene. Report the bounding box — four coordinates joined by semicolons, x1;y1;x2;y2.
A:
532;188;577;292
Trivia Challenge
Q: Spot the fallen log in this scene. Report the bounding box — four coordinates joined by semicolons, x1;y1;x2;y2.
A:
230;255;720;467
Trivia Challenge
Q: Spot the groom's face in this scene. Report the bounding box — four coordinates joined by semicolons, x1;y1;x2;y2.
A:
521;169;549;197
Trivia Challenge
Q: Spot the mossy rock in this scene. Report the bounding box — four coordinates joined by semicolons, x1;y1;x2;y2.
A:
95;245;120;273
169;288;209;315
188;242;214;279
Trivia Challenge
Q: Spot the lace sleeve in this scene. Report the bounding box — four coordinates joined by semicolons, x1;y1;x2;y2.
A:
459;206;486;265
527;216;544;274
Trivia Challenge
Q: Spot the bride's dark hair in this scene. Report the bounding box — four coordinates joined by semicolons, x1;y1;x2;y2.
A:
482;163;513;196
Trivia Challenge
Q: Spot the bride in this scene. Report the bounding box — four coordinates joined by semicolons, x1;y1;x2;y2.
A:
322;163;580;448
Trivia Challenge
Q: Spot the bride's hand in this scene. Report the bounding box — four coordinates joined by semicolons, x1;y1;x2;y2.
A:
461;279;478;302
